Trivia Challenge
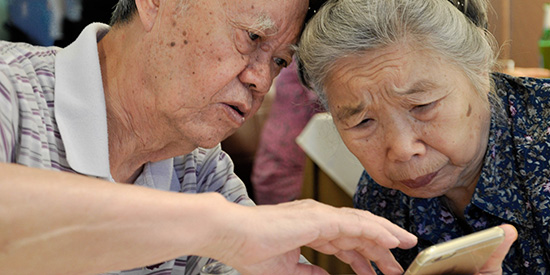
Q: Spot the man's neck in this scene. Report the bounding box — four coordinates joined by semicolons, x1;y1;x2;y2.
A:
97;22;199;183
97;25;150;183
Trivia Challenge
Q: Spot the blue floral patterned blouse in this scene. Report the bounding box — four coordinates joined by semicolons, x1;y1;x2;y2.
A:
353;73;550;274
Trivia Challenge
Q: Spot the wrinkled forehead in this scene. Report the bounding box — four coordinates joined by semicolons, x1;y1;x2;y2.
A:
324;43;436;93
224;0;308;36
324;52;389;96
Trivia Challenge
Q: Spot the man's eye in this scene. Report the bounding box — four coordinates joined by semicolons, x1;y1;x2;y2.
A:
274;57;288;68
248;31;260;41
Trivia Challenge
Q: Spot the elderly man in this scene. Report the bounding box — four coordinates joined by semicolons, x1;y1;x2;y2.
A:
0;0;419;274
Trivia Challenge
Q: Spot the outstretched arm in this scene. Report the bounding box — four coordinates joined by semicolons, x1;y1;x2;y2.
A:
0;162;417;275
0;162;228;274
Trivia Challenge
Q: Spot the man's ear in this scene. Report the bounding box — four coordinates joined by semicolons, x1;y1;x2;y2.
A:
135;0;161;32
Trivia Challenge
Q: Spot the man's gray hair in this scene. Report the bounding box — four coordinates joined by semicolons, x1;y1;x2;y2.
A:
297;0;498;110
109;0;190;26
110;0;137;26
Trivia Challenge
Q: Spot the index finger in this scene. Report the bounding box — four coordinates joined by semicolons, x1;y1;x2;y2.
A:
338;208;418;249
360;210;418;249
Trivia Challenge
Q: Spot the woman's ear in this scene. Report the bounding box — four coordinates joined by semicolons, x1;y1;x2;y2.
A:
135;0;161;32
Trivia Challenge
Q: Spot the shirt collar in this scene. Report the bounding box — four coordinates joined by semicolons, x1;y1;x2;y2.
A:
54;23;111;179
134;158;181;192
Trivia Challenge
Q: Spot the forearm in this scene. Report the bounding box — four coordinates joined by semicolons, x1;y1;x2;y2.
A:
0;163;230;274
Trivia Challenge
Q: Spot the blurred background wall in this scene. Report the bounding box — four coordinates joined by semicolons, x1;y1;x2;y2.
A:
0;0;117;47
488;0;546;68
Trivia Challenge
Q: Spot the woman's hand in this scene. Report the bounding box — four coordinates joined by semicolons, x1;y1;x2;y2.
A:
477;224;518;275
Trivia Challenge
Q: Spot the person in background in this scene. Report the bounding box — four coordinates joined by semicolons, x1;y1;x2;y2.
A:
298;0;532;273
0;0;420;274
251;60;321;205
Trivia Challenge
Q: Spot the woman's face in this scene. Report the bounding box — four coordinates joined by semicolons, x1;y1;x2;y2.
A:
325;44;492;199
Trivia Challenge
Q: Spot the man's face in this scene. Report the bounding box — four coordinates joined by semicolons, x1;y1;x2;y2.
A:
326;44;491;199
140;0;307;150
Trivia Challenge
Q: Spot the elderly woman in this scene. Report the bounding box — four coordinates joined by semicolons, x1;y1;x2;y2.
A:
297;0;548;273
0;0;422;274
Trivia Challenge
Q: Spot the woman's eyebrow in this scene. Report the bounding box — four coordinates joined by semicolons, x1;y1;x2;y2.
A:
335;102;366;122
396;80;439;95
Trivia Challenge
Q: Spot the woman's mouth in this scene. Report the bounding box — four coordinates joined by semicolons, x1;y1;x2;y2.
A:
399;170;439;189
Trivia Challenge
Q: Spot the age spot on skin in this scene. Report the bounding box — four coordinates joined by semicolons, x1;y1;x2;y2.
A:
170;42;176;47
184;40;189;45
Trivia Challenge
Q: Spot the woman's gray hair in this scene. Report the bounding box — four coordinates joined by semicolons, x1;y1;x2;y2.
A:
296;0;498;110
110;0;137;26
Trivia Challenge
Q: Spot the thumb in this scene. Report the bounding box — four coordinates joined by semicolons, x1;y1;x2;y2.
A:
478;224;518;275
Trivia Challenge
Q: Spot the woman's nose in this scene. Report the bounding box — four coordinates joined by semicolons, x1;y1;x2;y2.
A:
384;117;426;163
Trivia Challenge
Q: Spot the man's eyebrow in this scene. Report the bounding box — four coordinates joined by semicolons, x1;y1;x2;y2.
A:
250;13;277;35
334;102;366;122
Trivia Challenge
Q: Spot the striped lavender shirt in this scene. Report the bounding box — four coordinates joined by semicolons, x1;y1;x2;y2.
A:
0;24;253;275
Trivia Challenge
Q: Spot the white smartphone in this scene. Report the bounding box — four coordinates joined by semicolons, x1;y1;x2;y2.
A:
404;226;505;275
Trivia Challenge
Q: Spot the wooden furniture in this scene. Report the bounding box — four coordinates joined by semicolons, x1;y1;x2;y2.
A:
297;113;361;274
300;156;355;275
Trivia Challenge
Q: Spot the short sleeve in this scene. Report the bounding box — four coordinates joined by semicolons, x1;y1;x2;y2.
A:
179;144;255;206
0;71;18;162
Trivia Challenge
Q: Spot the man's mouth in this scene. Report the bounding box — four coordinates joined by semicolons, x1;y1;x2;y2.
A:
228;104;245;116
221;102;247;125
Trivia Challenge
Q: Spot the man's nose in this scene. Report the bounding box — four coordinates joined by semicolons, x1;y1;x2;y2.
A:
238;53;275;96
384;117;426;163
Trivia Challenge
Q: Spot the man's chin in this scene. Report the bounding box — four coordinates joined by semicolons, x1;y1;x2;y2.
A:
197;131;236;149
198;139;225;149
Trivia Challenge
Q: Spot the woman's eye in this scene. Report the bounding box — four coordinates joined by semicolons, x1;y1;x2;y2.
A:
355;118;373;128
274;57;288;68
413;101;436;112
248;31;260;41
